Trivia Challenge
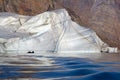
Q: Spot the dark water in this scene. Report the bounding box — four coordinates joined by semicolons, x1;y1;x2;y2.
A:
0;54;120;80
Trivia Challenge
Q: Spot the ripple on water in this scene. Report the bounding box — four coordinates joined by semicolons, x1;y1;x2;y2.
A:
78;72;120;80
0;56;120;80
31;69;99;79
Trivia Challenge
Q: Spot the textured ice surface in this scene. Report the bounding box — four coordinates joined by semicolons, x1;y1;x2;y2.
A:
0;9;117;53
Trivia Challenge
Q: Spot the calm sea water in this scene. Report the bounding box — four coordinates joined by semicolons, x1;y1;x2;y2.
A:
0;53;120;80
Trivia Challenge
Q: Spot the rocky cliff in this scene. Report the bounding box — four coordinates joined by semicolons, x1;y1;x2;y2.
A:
0;0;120;49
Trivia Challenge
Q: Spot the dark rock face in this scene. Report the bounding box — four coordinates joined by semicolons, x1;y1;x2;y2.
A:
0;0;54;15
89;0;120;48
55;0;94;26
0;0;120;49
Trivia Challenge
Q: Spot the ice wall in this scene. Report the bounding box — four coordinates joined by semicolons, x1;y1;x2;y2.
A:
0;9;117;53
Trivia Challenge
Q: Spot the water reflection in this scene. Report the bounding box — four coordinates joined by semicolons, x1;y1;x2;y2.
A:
0;53;120;80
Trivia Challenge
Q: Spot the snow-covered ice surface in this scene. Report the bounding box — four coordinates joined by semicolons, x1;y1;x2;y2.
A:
0;9;117;54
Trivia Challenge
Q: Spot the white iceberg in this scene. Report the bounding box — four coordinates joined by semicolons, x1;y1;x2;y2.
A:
0;9;117;54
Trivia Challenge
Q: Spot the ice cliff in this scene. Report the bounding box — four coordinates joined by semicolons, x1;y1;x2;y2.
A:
0;9;117;53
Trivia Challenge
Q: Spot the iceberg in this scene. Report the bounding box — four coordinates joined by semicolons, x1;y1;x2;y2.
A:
0;9;117;54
